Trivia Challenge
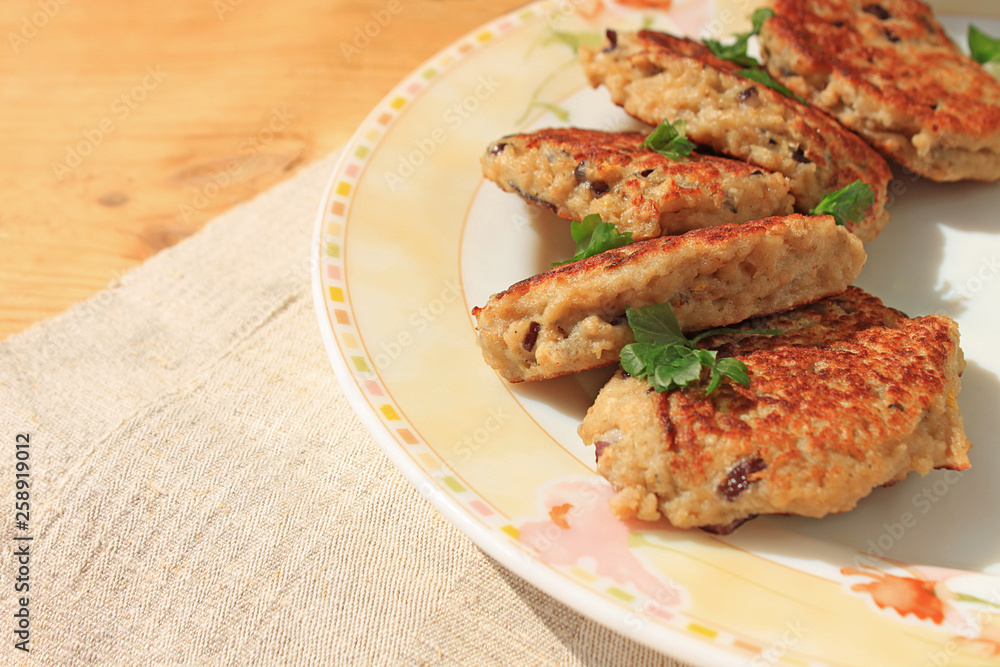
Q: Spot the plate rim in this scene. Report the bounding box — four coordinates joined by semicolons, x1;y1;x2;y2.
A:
311;2;1000;665
310;3;760;664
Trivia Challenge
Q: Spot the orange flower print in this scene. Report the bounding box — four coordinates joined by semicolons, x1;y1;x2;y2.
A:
841;567;946;624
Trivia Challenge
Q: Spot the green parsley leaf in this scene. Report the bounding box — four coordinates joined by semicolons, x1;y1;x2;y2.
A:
551;214;633;266
701;7;807;104
716;357;750;386
811;180;875;226
750;7;775;35
702;8;774;68
653;348;703;392
969;25;1000;65
640;119;696;160
703;36;758;68
620;302;779;394
620;342;659;380
627;301;687;348
735;68;808;104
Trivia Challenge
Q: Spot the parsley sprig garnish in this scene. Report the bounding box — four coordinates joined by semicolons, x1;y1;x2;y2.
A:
702;8;807;104
620;302;779;394
811;180;875;226
969;25;1000;65
552;214;633;266
703;8;774;68
968;25;1000;79
640;119;696;159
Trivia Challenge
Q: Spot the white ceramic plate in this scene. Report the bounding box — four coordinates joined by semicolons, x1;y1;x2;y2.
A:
312;2;1000;664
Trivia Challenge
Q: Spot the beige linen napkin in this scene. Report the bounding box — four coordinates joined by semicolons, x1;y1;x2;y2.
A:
0;152;689;666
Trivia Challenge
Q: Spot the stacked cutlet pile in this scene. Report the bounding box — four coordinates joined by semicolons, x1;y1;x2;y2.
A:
472;0;983;533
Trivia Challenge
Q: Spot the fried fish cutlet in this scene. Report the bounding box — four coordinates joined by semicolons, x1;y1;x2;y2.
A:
579;30;892;241
759;0;1000;182
579;289;971;531
481;128;794;241
471;214;866;383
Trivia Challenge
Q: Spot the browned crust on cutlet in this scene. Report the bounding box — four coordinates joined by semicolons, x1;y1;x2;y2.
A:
580;306;971;529
474;214;822;304
492;127;674;166
482;128;794;240
760;0;1000;181
696;285;907;355
580;29;892;240
472;214;866;382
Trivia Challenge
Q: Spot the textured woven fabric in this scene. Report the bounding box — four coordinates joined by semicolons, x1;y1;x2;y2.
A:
0;153;689;666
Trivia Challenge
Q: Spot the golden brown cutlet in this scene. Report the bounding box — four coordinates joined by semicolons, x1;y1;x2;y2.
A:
472;214;866;382
482;127;794;240
579;287;971;532
580;29;893;241
759;0;1000;182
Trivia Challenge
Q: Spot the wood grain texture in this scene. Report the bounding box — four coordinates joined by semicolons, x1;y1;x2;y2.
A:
0;0;526;339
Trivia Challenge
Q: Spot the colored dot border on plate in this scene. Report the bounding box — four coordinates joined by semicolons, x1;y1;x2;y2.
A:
312;3;820;663
316;4;545;519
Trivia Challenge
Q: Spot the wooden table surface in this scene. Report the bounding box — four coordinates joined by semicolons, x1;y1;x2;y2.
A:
0;0;525;340
5;0;987;341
